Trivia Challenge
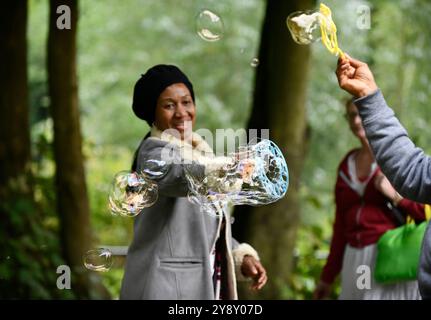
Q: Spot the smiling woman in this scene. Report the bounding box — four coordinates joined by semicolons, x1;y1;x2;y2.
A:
121;64;267;300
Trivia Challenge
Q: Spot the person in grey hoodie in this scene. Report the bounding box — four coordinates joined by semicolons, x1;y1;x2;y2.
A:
335;54;431;299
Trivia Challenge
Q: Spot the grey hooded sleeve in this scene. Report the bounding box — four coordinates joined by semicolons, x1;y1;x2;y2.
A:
355;90;431;203
136;138;205;198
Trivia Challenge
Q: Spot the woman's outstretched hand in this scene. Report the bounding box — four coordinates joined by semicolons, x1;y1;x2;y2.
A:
241;255;268;291
336;54;378;98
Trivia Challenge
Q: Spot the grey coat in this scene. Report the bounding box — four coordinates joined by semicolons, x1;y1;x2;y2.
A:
120;135;256;300
355;89;431;299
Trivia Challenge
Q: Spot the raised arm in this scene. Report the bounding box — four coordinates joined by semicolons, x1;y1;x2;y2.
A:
336;54;431;203
354;90;431;203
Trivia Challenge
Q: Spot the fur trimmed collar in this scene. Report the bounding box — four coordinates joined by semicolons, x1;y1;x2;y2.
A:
150;125;213;154
149;125;231;173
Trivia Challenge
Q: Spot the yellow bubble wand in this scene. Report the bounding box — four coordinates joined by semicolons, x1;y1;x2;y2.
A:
319;3;345;58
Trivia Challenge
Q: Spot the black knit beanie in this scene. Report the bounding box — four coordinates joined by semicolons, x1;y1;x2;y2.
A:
132;64;195;126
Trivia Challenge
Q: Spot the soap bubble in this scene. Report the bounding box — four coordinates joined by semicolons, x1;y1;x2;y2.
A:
184;139;289;213
141;158;168;179
108;171;158;217
286;10;322;45
196;9;224;42
250;58;259;67
83;248;113;272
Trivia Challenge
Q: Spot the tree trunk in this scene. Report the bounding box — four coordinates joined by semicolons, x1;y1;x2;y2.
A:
232;0;313;299
0;0;34;298
0;0;63;299
47;0;106;298
0;1;32;204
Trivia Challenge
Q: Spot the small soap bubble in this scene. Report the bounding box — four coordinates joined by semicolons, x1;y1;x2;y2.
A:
142;159;168;179
250;58;259;67
108;171;158;217
83;248;113;272
196;9;224;42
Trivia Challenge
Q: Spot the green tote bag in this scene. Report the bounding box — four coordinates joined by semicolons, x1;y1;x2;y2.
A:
374;216;429;284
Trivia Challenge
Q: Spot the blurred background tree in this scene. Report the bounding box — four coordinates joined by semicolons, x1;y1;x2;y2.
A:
47;0;109;298
233;0;314;299
2;0;431;299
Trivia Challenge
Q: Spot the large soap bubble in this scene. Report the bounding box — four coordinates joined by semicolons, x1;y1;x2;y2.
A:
185;139;289;214
250;58;260;68
108;171;158;217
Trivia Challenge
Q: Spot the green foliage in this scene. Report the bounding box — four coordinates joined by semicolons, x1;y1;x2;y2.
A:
281;225;340;300
86;144;134;247
99;268;125;300
0;194;75;299
371;0;431;153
